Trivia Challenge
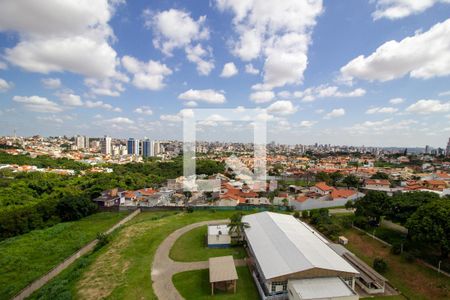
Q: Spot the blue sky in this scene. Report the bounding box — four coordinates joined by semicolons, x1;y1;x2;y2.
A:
0;0;449;147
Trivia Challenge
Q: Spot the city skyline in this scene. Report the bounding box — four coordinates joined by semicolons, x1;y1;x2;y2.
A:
0;1;449;147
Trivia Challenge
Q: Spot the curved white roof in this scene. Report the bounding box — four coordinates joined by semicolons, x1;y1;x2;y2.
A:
243;212;358;280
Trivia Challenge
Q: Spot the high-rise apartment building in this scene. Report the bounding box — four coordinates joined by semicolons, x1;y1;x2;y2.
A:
142;139;151;157
446;138;450;156
127;138;140;155
101;135;112;155
152;140;161;156
75;135;85;149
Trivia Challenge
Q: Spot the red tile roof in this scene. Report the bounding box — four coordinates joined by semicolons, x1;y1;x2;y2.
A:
314;182;334;192
365;179;390;186
331;189;356;200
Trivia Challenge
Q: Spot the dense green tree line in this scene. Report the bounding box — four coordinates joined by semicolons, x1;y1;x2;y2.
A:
0;152;89;171
0;155;224;239
353;191;450;258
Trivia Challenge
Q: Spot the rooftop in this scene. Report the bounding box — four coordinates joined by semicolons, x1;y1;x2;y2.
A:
209;256;238;283
289;277;357;300
243;212;358;280
208;224;230;236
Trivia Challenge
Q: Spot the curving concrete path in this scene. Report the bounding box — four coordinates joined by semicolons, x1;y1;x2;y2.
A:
151;219;246;300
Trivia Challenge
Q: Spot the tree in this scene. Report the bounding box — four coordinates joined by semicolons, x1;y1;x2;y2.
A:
354;191;390;225
315;172;331;185
330;172;343;186
371;172;389;180
227;212;250;243
406;199;450;258
345;200;354;210
343;174;359;188
373;258;387;273
56;194;97;222
301;210;309;219
386;191;439;225
310;208;331;225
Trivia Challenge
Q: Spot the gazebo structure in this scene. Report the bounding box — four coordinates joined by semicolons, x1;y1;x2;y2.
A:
209;256;238;295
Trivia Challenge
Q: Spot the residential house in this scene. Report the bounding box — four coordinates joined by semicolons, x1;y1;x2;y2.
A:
93;188;124;207
311;182;334;196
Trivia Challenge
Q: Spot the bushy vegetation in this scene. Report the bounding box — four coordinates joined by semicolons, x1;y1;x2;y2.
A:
0;154;224;239
308;208;352;241
353;190;450;269
0;212;126;299
373;257;388;273
0;152;89;171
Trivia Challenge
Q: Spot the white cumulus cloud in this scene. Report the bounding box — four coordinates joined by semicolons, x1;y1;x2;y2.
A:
406;99;450;114
147;9;213;75
245;63;259;75
294;85;366;102
340;19;450;82
299;120;317;128
122;55;172;91
59;92;83;106
220;62;238;78
216;0;323;89
324;108;345;119
13;95;63;113
0;78;12;92
85;100;121;112
134;106;153;115
366;106;398;114
389;97;405;105
0;0;122;78
372;0;450;20
266;100;297;115
41;78;61;89
250;90;275;103
178;89;225;104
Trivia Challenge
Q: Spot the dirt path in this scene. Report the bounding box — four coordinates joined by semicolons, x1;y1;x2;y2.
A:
151;219;246;300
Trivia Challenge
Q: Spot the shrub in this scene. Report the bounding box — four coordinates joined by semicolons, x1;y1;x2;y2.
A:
390;243;402;255
339;216;353;229
345;201;354;210
373;257;388;273
186;207;194;213
352;215;369;229
301;210;309;219
95;232;111;250
293;211;300;218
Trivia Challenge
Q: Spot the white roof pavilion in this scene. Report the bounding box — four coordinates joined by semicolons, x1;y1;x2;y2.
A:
242;212;359;280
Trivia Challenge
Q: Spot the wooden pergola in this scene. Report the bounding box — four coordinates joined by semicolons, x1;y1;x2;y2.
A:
209;256;238;295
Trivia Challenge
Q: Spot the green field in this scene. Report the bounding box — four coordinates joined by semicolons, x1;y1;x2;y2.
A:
30;210;250;299
0;211;127;299
173;266;259;300
169;226;246;262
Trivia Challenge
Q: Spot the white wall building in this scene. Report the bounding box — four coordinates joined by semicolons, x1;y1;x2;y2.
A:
207;224;231;247
101;135;112;155
243;212;359;300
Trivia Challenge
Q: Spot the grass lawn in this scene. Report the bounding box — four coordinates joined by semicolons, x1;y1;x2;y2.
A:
343;228;450;300
169;226;246;262
0;212;128;299
31;210;250;300
173;266;259;300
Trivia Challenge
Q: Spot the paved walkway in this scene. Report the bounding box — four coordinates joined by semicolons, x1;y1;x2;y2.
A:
151;219;246;300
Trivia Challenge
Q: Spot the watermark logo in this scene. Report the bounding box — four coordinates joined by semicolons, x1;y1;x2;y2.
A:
182;108;272;192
